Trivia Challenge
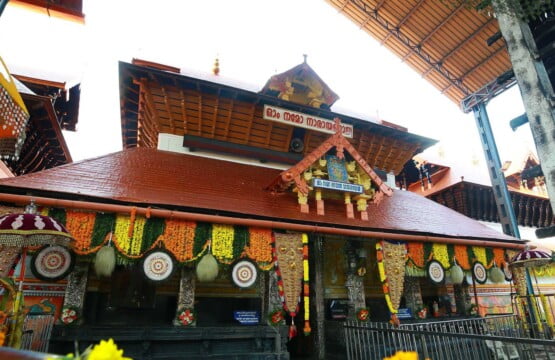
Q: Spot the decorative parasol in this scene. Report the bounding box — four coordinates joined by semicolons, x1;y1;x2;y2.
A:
510;248;552;268
0;212;73;247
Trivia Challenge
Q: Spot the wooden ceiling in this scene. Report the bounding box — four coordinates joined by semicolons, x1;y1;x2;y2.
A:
120;61;436;175
326;0;513;106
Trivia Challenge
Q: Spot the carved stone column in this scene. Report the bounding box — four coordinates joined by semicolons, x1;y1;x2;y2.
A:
268;270;282;321
61;261;89;325
174;267;196;326
313;235;326;360
345;242;366;318
403;276;423;314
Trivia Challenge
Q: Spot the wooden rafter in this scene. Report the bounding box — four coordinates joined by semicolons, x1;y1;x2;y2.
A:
197;86;203;136
244;101;257;144
161;86;175;133
179;89;188;135
211;88;221;138
223;93;236;139
381;0;426;46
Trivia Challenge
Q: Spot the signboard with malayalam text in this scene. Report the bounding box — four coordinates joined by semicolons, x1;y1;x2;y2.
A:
313;178;363;194
263;105;353;138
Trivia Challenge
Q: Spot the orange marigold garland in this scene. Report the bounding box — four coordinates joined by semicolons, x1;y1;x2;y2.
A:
65;211;96;252
407;242;425;268
246;228;273;264
493;248;506;268
161;220;197;262
454;245;471;270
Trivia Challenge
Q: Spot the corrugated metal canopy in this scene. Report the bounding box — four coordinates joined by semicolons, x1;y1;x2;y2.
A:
326;0;512;107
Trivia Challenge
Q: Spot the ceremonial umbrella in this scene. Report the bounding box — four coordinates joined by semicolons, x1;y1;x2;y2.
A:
510;248;552;268
0;204;74;348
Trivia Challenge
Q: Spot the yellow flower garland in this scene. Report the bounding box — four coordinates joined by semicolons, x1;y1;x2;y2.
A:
473;247;487;266
114;215;131;253
212;224;234;261
129;216;146;256
432;243;450;268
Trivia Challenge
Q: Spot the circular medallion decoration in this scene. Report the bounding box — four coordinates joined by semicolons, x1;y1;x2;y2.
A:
427;260;445;285
142;249;175;282
503;262;513;282
231;260;258;288
31;245;75;281
472;261;488;284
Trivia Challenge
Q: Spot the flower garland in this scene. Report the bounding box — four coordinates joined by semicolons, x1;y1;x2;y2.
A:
65;211;96;252
376;242;396;315
473;247;488;268
140;217;165;253
246;228;273;264
302;233;310;336
493;248;506;268
406;242;425;268
212;224;235;262
61;306;78;325
233;225;249;260
193;222;211;255
177;308;195;326
129;216;146;256
161;220;196;262
455;245;472;270
113;215;132;254
432;243;450;269
90;213;116;249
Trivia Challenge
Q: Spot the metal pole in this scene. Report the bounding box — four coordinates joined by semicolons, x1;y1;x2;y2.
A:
0;0;8;18
471;102;536;316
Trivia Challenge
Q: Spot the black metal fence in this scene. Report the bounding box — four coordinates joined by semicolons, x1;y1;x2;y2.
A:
344;316;555;360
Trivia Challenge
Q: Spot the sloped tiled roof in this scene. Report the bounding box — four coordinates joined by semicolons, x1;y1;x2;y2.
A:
0;148;518;242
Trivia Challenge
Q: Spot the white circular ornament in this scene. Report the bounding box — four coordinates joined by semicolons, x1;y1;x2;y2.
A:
427;260;445;285
232;260;258;288
142;250;175;282
472;262;488;284
31;245;74;281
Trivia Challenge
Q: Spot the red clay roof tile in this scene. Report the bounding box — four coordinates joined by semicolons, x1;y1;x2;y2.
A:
0;148;516;242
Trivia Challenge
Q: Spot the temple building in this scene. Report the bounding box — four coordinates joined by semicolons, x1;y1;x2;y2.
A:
0;59;531;359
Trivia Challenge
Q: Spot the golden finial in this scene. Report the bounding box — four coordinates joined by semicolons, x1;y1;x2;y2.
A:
212;57;220;76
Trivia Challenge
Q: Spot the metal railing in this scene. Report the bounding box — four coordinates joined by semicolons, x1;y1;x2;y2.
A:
344;316;555;360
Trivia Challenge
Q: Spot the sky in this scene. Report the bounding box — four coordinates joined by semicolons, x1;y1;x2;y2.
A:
0;0;537;168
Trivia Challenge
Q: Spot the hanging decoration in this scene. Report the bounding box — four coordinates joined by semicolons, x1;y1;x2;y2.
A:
65;211;96;252
30;245;75;281
160;220;196;262
273;233;305;339
212;224;235;262
302;233;310;336
141;249;176;282
231;260;258;288
426;260;445;285
196;250;219;283
454;245;472;270
356;308;369;321
246;228;273;264
472;262;488;284
406;242;425;268
472;247;488;266
377;241;406;320
489;264;505;284
503;261;513;282
94;239;116;278
449;262;464;285
0;56;29;160
0;245;20;277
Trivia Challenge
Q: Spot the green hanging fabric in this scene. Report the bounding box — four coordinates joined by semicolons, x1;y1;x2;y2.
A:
48;208;67;226
193;222;212;256
141;217;165;253
90;213;116;248
233;225;249;259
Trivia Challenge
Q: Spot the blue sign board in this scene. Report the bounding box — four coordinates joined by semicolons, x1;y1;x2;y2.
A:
397;308;413;320
313;178;363;194
233;311;260;325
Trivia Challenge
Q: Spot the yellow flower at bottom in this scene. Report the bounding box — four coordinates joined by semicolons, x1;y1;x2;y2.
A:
383;351;418;360
88;338;132;360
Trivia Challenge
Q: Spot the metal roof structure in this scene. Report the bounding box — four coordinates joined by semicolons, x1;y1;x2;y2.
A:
326;0;514;108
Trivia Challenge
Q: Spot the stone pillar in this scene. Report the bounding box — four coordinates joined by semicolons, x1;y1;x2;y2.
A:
404;276;423;314
313;235;326;360
60;261;89;325
174;267;196;326
345;242;366;318
259;270;267;324
268;270;283;322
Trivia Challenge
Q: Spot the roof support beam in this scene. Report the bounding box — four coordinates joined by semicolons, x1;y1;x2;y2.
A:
381;0;426;45
347;0;470;95
401;2;466;61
